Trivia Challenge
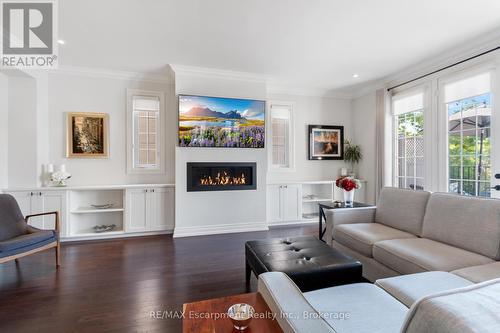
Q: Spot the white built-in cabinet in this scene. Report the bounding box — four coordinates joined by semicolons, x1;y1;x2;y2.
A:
125;187;174;232
8;190;67;235
3;184;174;242
267;184;301;223
267;180;367;225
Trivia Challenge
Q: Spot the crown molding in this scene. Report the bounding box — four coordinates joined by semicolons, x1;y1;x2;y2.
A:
50;65;173;84
267;82;353;99
170;64;269;83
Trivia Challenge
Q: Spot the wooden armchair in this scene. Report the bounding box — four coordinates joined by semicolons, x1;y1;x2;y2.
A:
0;194;60;267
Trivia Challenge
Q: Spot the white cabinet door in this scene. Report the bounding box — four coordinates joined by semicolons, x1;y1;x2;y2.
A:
126;189;148;232
282;184;301;221
147;188;174;231
267;185;282;222
163;187;175;230
39;191;67;234
146;188;169;230
6;191;67;232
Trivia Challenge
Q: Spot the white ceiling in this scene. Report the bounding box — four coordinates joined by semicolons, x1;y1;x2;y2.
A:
58;0;500;91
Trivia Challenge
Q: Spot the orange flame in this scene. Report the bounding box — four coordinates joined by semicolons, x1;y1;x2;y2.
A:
200;171;247;186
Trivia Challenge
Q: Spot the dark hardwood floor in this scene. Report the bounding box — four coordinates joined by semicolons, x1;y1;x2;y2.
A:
0;225;316;333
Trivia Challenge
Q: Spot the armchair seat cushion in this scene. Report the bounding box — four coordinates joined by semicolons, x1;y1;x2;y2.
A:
0;229;56;258
334;223;416;257
373;238;493;274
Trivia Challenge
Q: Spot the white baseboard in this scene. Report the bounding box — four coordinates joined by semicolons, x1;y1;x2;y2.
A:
268;219;317;227
61;230;173;242
173;222;268;238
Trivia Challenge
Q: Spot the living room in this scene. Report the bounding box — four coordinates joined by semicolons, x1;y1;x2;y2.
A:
1;1;500;332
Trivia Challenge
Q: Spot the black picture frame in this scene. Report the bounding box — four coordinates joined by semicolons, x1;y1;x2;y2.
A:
308;125;344;160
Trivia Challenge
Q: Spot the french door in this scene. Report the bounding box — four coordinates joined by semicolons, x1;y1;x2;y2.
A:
440;66;500;199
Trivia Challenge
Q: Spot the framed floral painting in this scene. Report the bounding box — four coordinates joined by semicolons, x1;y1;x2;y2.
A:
67;112;109;158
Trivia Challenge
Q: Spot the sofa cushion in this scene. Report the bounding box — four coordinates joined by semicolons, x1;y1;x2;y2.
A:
422;193;500;260
375;187;430;236
401;278;500;333
304;283;408;333
0;229;55;253
375;271;473;307
452;262;500;283
373;238;493;274
0;194;27;241
258;272;336;333
334;223;416;257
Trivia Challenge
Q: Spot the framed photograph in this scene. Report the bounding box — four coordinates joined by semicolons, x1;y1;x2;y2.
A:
308;125;344;160
67;112;109;158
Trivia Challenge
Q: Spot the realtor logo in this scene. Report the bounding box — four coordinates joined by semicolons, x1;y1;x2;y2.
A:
1;0;58;68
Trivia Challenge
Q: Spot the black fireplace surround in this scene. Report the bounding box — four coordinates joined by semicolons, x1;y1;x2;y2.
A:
187;162;257;192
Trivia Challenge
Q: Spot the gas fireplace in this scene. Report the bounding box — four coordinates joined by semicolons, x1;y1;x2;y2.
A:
187;162;257;192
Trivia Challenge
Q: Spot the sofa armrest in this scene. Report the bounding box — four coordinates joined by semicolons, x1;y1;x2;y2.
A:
258;272;335;333
324;207;376;245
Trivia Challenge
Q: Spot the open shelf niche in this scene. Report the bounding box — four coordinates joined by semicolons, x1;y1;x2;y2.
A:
68;189;125;237
301;182;334;220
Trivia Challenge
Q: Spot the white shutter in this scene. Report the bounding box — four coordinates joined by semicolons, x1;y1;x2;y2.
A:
133;96;160;111
392;92;424;116
444;72;490;103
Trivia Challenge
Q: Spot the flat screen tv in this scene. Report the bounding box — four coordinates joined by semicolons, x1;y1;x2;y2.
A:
178;95;265;148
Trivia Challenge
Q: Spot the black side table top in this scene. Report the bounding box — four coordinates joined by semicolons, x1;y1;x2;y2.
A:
318;201;374;210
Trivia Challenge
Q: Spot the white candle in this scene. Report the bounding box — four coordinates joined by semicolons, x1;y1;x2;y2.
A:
47;164;54;173
59;164;66;172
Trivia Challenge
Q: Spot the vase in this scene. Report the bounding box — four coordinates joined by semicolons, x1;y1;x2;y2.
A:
343;189;355;207
54;180;67;187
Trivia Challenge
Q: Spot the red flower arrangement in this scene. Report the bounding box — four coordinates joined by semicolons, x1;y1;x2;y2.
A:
336;176;361;192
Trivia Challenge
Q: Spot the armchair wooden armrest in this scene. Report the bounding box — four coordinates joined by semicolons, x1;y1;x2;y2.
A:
25;211;60;233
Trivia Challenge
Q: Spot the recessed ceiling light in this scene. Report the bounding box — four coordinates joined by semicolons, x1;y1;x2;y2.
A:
352;73;359;78
57;39;66;45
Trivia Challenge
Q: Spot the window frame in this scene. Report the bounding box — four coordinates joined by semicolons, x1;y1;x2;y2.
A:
126;89;166;174
390;85;430;190
267;101;295;172
437;66;496;194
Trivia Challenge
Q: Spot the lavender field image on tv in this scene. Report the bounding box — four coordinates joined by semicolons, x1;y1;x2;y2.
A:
178;95;265;148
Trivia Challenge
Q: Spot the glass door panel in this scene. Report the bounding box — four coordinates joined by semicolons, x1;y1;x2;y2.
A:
446;93;492;197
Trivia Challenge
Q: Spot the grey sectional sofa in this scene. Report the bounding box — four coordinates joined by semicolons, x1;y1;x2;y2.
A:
256;188;500;332
324;187;500;282
258;271;500;333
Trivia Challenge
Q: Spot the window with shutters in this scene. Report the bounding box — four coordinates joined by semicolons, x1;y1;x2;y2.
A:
269;103;294;170
392;91;425;190
127;90;165;174
444;72;492;197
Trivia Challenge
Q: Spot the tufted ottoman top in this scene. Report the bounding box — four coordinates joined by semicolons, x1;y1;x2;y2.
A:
245;236;362;291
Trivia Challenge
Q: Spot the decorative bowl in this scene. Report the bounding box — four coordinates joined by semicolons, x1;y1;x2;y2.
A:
227;303;254;330
91;203;114;209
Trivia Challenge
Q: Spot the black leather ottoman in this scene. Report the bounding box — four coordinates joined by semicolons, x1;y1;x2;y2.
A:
245;236;362;292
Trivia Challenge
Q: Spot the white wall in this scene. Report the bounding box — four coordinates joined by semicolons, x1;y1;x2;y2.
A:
48;72;175;186
352;92;377;204
0;73;8;188
174;70;268;237
266;93;352;183
8;75;38;187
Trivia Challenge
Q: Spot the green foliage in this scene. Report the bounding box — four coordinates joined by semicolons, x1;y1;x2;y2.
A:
344;140;362;166
398;112;423;137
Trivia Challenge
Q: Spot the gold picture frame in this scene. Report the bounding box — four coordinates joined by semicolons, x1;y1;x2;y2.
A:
67;112;109;158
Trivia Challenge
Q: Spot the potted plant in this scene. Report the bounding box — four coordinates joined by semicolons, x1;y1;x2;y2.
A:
344;140;362;177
